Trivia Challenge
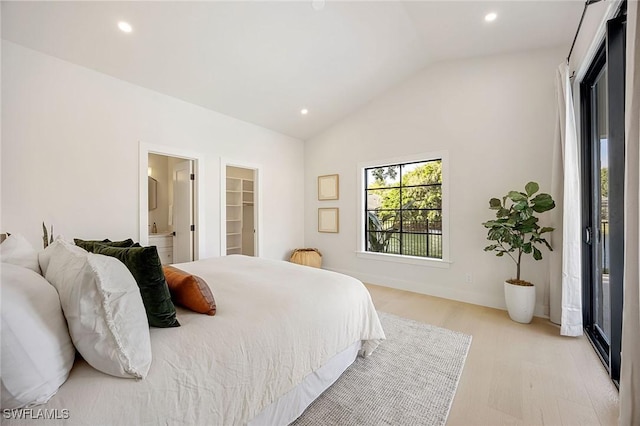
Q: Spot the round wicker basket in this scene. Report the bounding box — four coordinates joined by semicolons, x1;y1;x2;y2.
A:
289;248;323;268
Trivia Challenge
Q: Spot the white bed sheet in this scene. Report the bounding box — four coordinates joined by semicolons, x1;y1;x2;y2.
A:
249;340;362;425
4;255;385;425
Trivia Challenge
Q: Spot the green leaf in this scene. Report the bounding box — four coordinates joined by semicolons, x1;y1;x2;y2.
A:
483;220;500;228
523;242;532;253
533;246;542;260
525;182;539;196
540;227;554;234
496;252;505;257
496;208;510;218
512;235;524;247
508;191;528;202
522;207;534;219
531;193;556;213
488;228;506;241
516;222;535;232
489;198;502;210
484;244;498;251
513;201;528;211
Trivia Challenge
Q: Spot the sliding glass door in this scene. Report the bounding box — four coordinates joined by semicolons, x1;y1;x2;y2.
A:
580;11;625;384
583;53;610;352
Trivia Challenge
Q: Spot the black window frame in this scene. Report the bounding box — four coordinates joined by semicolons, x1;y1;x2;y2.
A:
579;5;625;385
364;159;443;259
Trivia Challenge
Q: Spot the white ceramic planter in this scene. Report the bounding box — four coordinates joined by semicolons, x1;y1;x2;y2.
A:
503;281;536;324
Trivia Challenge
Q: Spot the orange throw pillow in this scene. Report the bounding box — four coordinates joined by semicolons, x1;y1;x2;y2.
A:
162;266;216;316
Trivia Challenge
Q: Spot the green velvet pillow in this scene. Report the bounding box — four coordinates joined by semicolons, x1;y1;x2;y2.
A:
74;238;135;252
92;244;180;328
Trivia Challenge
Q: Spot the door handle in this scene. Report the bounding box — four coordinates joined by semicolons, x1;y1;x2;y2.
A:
585;227;592;245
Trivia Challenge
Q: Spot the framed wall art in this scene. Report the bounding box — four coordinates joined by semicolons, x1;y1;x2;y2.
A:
318;208;339;233
318;174;339;201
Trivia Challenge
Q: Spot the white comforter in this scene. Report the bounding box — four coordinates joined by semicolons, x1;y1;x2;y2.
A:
7;255;385;425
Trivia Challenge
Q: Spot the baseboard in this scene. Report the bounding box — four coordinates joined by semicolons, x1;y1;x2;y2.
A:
325;266;549;319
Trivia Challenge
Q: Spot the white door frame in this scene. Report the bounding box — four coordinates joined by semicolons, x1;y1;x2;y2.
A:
139;142;204;260
220;158;262;257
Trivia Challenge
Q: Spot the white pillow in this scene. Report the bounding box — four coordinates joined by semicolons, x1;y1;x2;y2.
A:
38;238;86;277
1;263;75;409
0;233;41;274
45;241;152;379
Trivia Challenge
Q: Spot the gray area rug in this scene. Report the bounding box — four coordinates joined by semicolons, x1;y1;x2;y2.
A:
291;311;472;426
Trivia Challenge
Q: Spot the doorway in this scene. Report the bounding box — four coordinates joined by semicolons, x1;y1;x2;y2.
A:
579;10;626;384
225;165;257;256
147;153;195;264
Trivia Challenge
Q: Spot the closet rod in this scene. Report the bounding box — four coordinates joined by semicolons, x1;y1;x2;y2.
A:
567;0;605;63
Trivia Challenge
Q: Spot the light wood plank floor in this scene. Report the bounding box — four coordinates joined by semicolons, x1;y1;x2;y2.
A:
365;284;619;426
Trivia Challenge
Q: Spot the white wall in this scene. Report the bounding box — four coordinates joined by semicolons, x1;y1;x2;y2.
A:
304;47;565;316
1;41;304;260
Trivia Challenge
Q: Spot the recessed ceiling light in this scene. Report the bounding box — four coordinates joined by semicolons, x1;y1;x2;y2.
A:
301;108;309;115
485;12;497;22
118;21;133;33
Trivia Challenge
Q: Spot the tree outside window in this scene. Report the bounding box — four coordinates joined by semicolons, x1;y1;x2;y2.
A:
365;159;442;258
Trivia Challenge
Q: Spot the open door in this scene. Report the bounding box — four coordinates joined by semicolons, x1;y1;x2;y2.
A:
173;160;194;263
225;165;257;256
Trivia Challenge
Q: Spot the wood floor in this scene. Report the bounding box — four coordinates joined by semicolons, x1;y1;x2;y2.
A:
365;284;619;426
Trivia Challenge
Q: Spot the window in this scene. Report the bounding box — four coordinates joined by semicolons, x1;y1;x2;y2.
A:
580;8;626;385
358;152;449;266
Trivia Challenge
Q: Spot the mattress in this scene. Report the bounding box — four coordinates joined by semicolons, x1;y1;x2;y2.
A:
4;255;385;425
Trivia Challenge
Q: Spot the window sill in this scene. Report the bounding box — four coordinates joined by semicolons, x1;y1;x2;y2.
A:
355;251;451;268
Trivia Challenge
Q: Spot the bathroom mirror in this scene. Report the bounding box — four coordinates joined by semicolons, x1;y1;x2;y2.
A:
148;177;158;210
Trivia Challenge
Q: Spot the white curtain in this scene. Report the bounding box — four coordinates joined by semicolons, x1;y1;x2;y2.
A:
549;67;566;325
550;63;583;336
620;1;640;424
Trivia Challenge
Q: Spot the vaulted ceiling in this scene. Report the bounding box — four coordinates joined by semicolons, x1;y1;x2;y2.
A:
1;1;583;140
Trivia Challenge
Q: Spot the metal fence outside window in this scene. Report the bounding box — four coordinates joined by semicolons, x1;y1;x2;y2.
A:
366;209;442;258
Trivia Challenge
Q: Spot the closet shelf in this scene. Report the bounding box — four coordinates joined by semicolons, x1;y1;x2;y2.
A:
226;175;254;256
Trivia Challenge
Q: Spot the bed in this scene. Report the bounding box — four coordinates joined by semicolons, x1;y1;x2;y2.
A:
3;254;385;425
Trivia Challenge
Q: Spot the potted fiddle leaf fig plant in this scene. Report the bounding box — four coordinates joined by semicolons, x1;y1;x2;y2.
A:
482;182;556;323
